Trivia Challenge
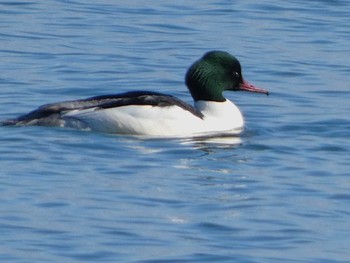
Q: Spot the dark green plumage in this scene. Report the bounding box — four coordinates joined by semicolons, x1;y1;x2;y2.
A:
185;51;244;102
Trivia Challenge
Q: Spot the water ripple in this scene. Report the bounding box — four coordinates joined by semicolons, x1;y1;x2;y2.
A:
1;1;350;262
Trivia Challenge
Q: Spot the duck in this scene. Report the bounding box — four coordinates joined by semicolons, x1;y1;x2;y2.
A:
2;51;268;137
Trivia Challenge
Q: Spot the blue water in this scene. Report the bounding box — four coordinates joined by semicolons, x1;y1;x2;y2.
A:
1;1;350;262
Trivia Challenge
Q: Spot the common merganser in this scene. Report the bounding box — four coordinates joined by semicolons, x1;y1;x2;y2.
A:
2;51;268;137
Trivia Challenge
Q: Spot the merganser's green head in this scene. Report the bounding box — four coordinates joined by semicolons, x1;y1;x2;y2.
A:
185;51;268;102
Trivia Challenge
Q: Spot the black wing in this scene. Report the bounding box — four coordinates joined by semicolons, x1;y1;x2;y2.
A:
3;91;203;125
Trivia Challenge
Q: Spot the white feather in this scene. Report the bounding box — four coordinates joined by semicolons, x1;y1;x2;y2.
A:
62;99;244;137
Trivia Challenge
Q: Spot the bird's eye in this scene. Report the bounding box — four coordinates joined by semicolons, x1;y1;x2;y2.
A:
233;71;240;78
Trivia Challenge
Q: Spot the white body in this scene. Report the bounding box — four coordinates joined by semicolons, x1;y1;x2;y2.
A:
62;99;244;137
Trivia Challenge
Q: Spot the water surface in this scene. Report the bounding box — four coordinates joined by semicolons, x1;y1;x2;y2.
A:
1;1;350;262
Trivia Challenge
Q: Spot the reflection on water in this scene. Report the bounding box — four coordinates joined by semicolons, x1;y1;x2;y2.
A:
181;134;243;149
